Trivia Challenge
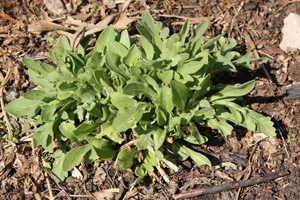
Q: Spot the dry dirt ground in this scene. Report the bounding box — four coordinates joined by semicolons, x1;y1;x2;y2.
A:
0;0;300;199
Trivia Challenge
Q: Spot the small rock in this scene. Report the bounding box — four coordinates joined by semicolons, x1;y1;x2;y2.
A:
280;13;300;52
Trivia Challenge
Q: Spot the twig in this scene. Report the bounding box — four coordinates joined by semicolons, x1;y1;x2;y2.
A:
273;115;290;158
174;170;290;199
244;32;274;83
45;170;72;200
45;172;54;199
275;0;300;14
0;12;19;24
0;47;14;141
235;143;257;199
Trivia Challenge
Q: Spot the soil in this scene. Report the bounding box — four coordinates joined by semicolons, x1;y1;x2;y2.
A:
1;0;300;199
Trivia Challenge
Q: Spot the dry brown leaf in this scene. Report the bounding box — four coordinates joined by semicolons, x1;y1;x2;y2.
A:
114;12;134;28
28;20;76;34
43;0;67;15
93;188;120;200
71;167;83;180
159;14;214;24
103;0;116;8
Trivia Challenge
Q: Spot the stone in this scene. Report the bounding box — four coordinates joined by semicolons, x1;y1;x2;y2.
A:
280;13;300;52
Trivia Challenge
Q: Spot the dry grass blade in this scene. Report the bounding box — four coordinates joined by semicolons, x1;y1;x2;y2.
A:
0;47;13;142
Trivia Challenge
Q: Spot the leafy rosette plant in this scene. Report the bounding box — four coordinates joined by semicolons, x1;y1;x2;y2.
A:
5;11;276;183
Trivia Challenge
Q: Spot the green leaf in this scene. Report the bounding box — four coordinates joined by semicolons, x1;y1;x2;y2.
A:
73;122;101;138
62;144;91;172
182;145;211;167
183;122;208;145
59;122;77;141
33;122;54;153
178;61;205;75
171;80;188;111
119;30;131;49
179;19;190;44
90;138;116;160
105;51;129;80
77;35;93;56
124;45;140;67
113;108;143;132
140;36;154;60
51;153;68;183
118;149;136;169
23;58;55;75
108;41;129;57
209;118;233;137
153;128;167;150
41;104;57;122
4;97;41;118
23;90;46;100
123;82;157;99
158;86;174;113
209;80;256;101
202;33;225;49
143;150;158;166
110;92;137;110
135;131;154;150
95;25;115;53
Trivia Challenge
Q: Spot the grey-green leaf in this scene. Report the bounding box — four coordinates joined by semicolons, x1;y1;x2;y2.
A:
62;144;91;172
171;80;188;111
118;149;136;169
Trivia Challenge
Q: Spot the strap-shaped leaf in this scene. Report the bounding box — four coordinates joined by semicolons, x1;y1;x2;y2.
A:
171;80;188;111
95;25;115;53
179;19;190;44
182;145;211;167
209;118;233;137
123;82;157;99
62;144;91;171
105;51;129;80
209;80;255;101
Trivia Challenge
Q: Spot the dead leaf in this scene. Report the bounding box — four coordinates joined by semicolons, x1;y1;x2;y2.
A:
72;167;83;180
28;20;75;34
93;188;120;200
114;12;134;28
93;167;107;184
103;0;116;8
43;0;67;15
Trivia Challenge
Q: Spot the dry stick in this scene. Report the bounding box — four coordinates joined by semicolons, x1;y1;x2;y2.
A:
275;0;300;14
235;143;257;200
0;12;19;24
45;172;54;199
244;32;274;83
174;170;290;199
0;47;14;142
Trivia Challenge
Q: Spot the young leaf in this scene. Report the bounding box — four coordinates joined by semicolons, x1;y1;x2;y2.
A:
33;122;54;153
183;122;208;145
135;132;154;150
5;97;41;118
59;122;77;141
119;30;130;49
73;122;101;138
153;128;167;150
95;25;115;53
182;145;211;167
209;118;233;137
51;153;68;183
179;19;190;44
62;144;91;172
171;80;188;111
123;82;157;99
90;138;116;160
209;80;256;101
118;149;136;169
